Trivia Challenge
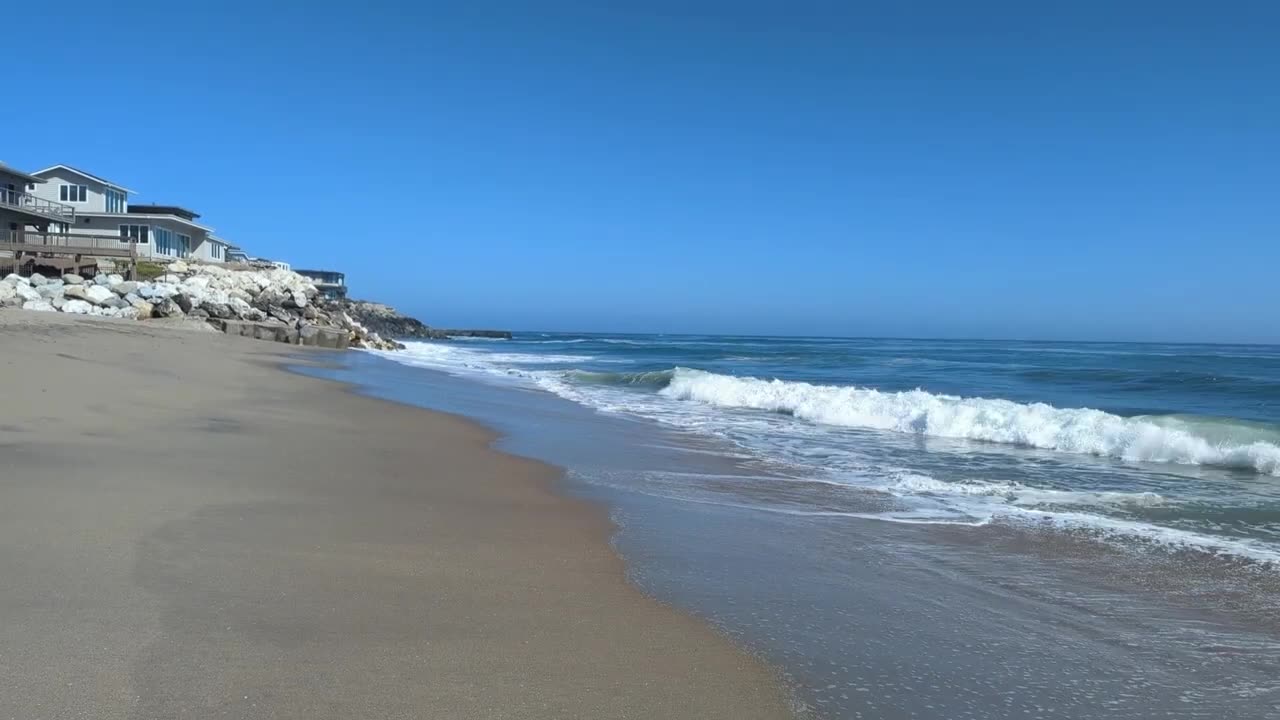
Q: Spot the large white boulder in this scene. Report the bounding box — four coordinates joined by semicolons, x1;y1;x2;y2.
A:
228;296;254;318
118;307;140;320
156;274;183;284
128;297;153;317
106;273;125;286
84;285;116;305
0;283;16;304
61;299;92;314
36;284;64;300
21;299;56;312
168;260;189;274
138;282;179;299
111;281;138;296
63;285;89;300
4;273;29;285
176;287;204;310
62;273;85;285
183;275;211;290
15;285;42;302
28;273;48;286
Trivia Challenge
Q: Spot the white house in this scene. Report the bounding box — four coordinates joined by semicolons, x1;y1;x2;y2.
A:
27;165;228;263
225;245;249;263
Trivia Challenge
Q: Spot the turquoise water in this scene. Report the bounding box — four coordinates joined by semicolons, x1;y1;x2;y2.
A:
379;334;1280;564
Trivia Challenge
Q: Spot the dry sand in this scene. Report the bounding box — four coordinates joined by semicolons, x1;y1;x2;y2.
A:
0;312;793;719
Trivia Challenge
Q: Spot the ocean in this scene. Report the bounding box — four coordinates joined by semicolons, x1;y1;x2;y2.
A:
301;334;1280;719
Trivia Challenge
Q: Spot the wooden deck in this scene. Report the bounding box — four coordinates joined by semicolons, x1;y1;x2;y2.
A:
0;188;76;224
0;232;137;278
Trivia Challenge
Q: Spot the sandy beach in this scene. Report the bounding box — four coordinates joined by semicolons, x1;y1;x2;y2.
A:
0;312;792;719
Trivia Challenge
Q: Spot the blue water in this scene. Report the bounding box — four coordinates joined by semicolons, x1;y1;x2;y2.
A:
304;334;1280;719
378;334;1280;563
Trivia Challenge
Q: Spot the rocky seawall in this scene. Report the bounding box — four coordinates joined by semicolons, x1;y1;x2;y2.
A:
332;300;513;341
1;261;511;350
0;262;403;350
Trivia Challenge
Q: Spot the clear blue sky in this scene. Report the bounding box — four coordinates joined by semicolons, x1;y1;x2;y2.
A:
11;1;1279;342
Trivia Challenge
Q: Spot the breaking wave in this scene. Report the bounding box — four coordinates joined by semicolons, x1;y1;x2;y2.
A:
659;368;1280;476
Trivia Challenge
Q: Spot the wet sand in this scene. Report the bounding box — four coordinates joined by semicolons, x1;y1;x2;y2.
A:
0;312;793;719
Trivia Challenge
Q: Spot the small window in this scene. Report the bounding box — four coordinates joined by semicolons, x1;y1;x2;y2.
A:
119;224;150;244
60;184;87;203
26;183;36;191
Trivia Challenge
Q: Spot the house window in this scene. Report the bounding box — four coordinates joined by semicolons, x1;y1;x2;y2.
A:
105;189;126;213
60;184;87;203
177;233;191;257
154;227;174;255
119;224;149;244
26;183;37;191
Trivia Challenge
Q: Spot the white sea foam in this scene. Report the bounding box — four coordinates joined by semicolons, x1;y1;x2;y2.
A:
372;343;1280;565
884;473;1167;508
660;368;1280;476
378;343;594;371
995;506;1280;566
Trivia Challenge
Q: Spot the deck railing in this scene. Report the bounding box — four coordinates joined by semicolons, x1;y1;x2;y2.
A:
0;188;76;222
0;230;138;258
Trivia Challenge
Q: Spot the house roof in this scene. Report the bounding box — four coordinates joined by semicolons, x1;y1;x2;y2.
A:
207;235;229;246
129;204;200;221
80;211;214;233
0;163;45;184
32;164;135;194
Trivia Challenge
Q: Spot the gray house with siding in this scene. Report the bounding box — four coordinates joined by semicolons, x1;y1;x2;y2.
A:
0;162;76;243
26;165;229;263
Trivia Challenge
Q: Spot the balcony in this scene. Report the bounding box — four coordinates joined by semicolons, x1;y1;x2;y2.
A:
0;230;137;259
0;187;76;223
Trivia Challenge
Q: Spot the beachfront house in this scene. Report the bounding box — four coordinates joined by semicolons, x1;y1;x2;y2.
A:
200;235;231;264
253;258;291;272
296;269;347;299
27;165;227;263
225;245;249;263
0;163;76;243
